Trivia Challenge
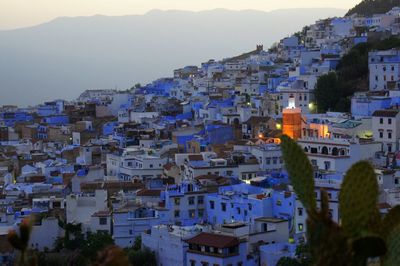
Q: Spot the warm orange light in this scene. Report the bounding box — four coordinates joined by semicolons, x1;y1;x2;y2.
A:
282;108;302;140
258;133;263;139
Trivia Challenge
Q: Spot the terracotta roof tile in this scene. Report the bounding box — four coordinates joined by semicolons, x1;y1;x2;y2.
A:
188;155;204;161
372;109;399;117
186;232;239;248
136;189;162;197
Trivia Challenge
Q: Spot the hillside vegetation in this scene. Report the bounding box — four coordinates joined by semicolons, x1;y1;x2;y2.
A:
346;0;400;16
314;37;400;112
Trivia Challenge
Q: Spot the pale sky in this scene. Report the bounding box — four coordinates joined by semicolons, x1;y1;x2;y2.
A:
0;0;360;30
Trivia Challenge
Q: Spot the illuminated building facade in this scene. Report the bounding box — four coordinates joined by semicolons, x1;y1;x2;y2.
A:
282;97;303;140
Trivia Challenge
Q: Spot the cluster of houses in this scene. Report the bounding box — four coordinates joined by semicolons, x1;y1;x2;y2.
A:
2;7;400;266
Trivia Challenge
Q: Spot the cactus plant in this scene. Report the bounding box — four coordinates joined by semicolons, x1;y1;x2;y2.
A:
382;205;400;238
7;217;34;266
280;135;400;266
383;224;400;266
339;161;380;237
280;135;316;210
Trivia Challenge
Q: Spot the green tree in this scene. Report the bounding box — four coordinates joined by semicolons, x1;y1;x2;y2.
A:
127;247;157;266
133;236;142;251
81;231;115;260
277;257;302;266
314;72;341;113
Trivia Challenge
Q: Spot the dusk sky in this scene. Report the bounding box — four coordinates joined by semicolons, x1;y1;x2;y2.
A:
0;0;359;30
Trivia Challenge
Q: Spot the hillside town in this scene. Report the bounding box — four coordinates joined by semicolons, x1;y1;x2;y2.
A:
2;5;400;266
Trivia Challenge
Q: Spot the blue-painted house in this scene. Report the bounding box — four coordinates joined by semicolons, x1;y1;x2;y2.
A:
204;124;234;144
42;115;69;125
102;121;119;136
351;94;392;117
144;78;175;96
205;184;273;225
37;105;58;117
0;111;33;127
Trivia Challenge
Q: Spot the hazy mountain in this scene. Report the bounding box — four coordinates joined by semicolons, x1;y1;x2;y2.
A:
0;8;345;106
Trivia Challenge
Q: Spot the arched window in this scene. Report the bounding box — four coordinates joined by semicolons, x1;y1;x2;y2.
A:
332;147;338;156
304;147;309;153
321;146;328;155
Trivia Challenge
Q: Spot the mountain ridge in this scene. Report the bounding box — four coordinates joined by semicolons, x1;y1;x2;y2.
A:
0;8;346;106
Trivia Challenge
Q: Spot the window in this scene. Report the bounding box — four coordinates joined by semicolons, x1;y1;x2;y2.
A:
188;197;195;205
209;201;215;209
389;118;392;124
197;196;204;204
149;164;153;168
395;178;399;185
198;209;204;217
388;132;392;139
237;207;241;214
298;208;303;216
276;200;282;206
263;223;269;232
129;230;133;235
174;198;180;205
298;223;304;231
221;203;227;212
379;131;384;138
380;118;383;124
324;161;331;170
190;260;196;266
189;209;195;218
99;217;107;225
174;210;180;217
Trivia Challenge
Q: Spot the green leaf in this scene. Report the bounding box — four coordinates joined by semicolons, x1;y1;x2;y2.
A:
384;224;400;266
320;189;330;219
306;210;349;266
382;205;400;239
339;161;379;237
280;135;316;210
351;235;386;264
